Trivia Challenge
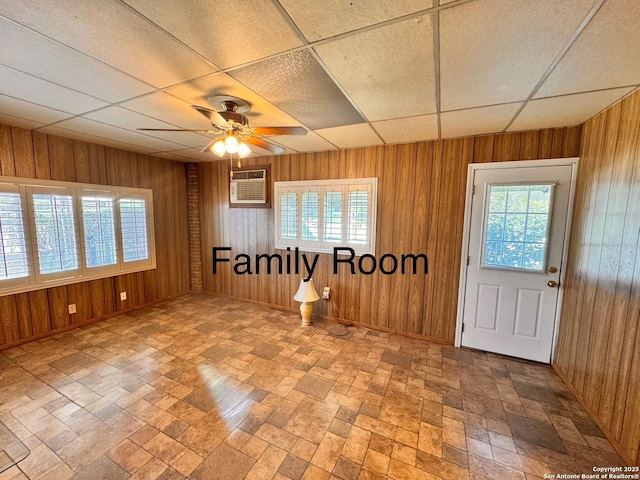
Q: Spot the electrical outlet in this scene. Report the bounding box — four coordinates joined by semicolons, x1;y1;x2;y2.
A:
322;287;331;300
68;304;76;314
120;291;127;301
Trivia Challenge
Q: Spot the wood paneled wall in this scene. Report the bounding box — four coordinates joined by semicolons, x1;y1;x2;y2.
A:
554;90;640;466
0;124;190;348
199;126;581;344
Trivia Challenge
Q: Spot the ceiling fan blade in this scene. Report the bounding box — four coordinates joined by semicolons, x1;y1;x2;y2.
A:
246;136;284;155
251;126;307;136
192;105;229;127
138;128;213;132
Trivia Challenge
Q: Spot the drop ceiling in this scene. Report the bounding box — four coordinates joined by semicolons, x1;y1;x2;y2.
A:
0;0;638;162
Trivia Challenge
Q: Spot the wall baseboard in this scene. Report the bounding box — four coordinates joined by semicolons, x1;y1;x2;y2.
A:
208;291;453;346
0;291;189;352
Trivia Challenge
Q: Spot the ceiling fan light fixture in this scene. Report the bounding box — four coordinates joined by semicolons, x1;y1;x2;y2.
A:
238;141;251;158
224;135;239;154
212;139;226;157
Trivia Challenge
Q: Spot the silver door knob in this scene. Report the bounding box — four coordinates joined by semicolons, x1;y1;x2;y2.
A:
547;280;558;288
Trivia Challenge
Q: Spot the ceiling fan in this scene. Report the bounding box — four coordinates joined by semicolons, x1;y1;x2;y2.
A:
138;95;307;157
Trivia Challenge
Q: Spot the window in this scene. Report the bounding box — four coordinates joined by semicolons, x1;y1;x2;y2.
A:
81;195;117;269
120;198;149;263
0;177;155;296
482;183;554;272
32;190;79;277
275;178;377;255
0;189;29;285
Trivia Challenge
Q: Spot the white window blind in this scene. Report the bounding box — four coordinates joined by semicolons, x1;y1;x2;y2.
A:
0;176;155;297
301;191;319;242
275;178;377;255
323;190;343;243
120;198;149;263
32;193;79;275
0;191;29;281
348;189;369;245
280;191;298;242
81;196;117;268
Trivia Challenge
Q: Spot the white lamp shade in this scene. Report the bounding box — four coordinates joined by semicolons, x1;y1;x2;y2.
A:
294;278;320;302
238;141;251;158
212;139;225;157
224;135;239;153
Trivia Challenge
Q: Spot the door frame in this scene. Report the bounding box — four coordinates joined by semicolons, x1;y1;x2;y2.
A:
455;158;579;362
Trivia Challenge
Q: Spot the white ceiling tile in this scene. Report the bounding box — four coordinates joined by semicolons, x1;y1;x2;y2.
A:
119;92;216;131
36;125;156;154
0;64;107;115
0;18;153;103
316;123;381;148
315;14;436;121
509;88;634;131
279;0;433;41
372;114;438;143
166;73;308;129
83;106;211;148
272;131;336;152
441;103;521;138
39;117;191;151
0;94;74;125
230;50;363;130
440;0;599;111
536;0;640;98
0;0;216;88
122;0;304;69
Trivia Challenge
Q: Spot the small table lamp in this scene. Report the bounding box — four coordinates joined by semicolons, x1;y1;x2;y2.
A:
294;278;320;327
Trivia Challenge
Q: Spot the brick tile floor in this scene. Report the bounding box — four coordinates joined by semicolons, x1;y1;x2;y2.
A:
0;294;626;479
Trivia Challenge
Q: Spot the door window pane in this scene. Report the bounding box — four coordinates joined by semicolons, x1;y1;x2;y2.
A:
33;193;78;274
482;184;553;271
82;196;117;268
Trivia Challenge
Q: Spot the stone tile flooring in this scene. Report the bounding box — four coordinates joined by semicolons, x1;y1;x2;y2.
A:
0;294;626;479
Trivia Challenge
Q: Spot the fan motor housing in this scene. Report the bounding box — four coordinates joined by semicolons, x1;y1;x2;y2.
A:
220;111;248;126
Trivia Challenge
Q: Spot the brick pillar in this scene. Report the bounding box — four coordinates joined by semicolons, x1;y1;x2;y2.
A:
187;163;203;292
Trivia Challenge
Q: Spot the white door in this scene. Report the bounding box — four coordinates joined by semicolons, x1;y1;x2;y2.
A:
460;162;575;363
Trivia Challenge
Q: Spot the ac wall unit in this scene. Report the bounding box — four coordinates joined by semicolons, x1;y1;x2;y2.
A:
230;169;267;204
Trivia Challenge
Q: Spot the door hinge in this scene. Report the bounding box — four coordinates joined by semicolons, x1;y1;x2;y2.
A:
467;255;470;266
462;323;465;333
472;185;476;195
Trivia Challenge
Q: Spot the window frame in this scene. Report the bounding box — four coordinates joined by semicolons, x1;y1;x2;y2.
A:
0;182;33;290
79;188;121;276
0;176;156;297
274;178;378;255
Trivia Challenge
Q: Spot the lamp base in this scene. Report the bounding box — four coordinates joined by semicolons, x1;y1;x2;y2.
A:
299;302;313;327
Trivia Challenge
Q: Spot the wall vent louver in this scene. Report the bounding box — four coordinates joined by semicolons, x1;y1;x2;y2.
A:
230;169;267;204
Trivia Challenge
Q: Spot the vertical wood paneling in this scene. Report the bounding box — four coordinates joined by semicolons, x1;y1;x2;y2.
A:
0;125;16;176
0;296;19;343
33;132;51;180
555;90;640;466
200;126;581;345
28;290;51;335
389;143;416;333
11;128;35;178
48;136;76;182
0;125;190;349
